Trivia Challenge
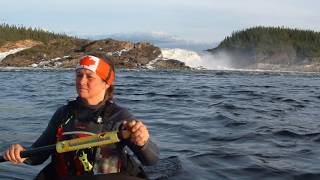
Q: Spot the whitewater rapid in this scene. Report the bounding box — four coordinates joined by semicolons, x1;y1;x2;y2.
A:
0;47;233;70
160;48;232;70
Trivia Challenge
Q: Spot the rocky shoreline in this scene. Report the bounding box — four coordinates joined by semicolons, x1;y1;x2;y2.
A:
207;49;320;72
1;38;320;72
0;39;190;70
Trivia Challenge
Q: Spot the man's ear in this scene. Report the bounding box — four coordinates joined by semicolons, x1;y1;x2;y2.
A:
105;84;110;89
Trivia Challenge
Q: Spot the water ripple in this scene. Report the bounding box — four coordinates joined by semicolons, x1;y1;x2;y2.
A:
1;69;320;180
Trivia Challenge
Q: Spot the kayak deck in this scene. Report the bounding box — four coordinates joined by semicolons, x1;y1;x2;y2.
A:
41;156;181;180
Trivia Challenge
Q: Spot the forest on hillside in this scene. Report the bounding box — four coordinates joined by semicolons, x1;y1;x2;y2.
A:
0;23;74;46
211;26;320;58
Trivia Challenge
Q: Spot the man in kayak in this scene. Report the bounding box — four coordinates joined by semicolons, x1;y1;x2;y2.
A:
2;55;159;179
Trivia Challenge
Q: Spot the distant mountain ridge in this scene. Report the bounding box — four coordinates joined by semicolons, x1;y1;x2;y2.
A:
85;32;215;51
208;26;320;72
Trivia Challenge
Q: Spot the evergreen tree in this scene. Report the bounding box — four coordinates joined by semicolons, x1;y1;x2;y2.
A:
0;23;74;46
215;26;320;57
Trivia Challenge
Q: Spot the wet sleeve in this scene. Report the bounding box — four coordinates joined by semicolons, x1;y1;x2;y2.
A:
109;105;160;165
24;106;66;165
126;139;160;166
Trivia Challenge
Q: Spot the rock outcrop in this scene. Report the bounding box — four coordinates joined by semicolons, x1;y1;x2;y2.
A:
151;59;190;70
0;38;189;70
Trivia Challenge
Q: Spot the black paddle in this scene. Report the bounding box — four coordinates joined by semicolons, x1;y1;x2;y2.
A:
0;144;56;163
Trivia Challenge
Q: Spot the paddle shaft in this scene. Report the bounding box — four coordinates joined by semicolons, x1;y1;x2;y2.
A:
0;130;130;163
0;144;56;163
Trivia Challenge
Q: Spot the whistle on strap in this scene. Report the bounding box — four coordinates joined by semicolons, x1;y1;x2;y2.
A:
78;151;93;171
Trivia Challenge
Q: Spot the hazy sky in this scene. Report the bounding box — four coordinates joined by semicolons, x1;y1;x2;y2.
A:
1;0;319;44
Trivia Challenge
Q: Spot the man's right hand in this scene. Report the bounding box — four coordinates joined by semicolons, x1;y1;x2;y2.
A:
3;144;26;164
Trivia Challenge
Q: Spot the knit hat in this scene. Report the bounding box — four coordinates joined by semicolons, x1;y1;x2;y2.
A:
76;55;115;85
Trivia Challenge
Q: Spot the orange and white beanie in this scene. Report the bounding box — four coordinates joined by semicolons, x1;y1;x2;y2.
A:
76;55;115;85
